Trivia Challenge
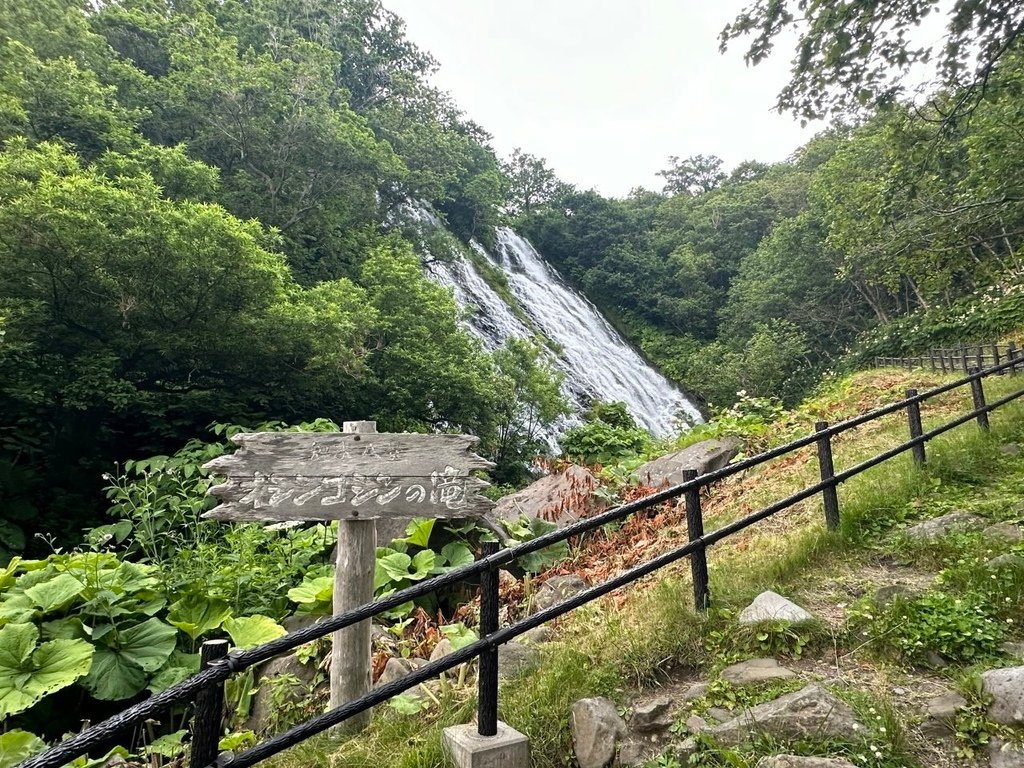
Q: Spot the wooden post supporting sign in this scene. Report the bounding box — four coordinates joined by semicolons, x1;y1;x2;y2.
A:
202;421;495;734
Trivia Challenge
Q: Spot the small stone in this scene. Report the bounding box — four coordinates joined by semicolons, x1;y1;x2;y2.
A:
999;443;1022;456
755;757;858;768
925;650;949;669
920;691;967;736
720;658;797;686
670;738;698;763
982;666;1024;725
615;740;647;767
984;522;1024;542
708;685;863;745
1001;642;1024;659
631;696;673;733
570;697;627;768
519;625;555;645
706;707;734;723
498;642;538;679
989;738;1024;768
739;591;815;625
429;638;454;662
891;686;908;696
904;512;985;541
680;682;709;702
374;657;413;687
684;715;708;733
988;554;1024;570
533;575;588;613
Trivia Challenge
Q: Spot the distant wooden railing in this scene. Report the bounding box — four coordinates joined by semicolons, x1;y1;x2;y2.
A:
875;341;1024;374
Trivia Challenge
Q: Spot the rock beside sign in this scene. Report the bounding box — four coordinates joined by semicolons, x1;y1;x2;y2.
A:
488;465;603;529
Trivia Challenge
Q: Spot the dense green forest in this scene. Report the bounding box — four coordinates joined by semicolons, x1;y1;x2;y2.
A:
3;0;1024;557
515;57;1024;408
0;0;567;555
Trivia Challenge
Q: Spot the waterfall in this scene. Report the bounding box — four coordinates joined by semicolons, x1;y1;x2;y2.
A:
409;207;702;438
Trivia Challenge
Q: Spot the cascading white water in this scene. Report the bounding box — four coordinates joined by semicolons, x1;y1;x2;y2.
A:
480;228;702;436
406;204;702;438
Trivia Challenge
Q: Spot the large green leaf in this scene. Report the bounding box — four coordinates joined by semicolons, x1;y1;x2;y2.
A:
168;595;232;641
402;518;435;548
409;550;435;580
24;573;85;614
223;615;286;650
0;594;37;625
0;624;93;718
287;576;334;604
376;552;412;584
147;651;199;694
117;618;177;672
439;542;474;570
0;622;35;670
0;730;45;768
83;646;146;701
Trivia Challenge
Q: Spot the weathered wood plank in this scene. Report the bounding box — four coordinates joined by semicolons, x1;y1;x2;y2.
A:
204;433;495;477
202;472;493;521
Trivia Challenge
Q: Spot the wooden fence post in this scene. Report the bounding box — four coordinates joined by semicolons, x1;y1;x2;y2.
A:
477;541;499;737
969;369;990;430
683;469;710;611
814;422;841;531
939;350;948;373
330;420;377;733
190;639;229;768
977;345;986;371
993;344;1001;371
929;351;937;371
905;389;926;467
1010;343;1020;376
961;347;970;373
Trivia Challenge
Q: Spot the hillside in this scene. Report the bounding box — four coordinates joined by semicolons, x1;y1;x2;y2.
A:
259;365;1024;768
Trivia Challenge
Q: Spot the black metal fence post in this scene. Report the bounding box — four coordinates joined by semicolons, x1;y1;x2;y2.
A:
477;541;499;737
682;469;710;611
970;368;990;430
905;389;926;467
814;422;841;531
190;639;229;768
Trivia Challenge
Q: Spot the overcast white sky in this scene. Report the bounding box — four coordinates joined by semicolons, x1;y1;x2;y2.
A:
380;1;823;197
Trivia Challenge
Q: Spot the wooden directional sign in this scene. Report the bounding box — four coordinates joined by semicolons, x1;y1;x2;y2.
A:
201;431;495;522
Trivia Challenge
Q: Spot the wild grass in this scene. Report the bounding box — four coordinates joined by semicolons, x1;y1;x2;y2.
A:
262;370;1024;768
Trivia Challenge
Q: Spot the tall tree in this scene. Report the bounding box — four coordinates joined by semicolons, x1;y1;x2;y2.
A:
501;148;560;216
657;153;726;195
721;0;1024;121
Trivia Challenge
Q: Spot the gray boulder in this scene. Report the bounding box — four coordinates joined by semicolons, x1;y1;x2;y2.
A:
533;574;588;613
988;554;1024;570
707;685;862;746
490;465;603;528
720;658;797;687
904;512;985;541
990;739;1024;768
248;653;319;734
982;666;1024;725
739;591;815;625
498;642;538;679
919;691;967;736
632;438;742;488
630;696;674;733
983;522;1024;543
755;758;857;768
570;697;627;768
519;625;556;645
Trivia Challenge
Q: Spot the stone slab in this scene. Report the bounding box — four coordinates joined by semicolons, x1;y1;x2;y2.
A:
632;438;742;488
739;591;815;625
442;722;530;768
